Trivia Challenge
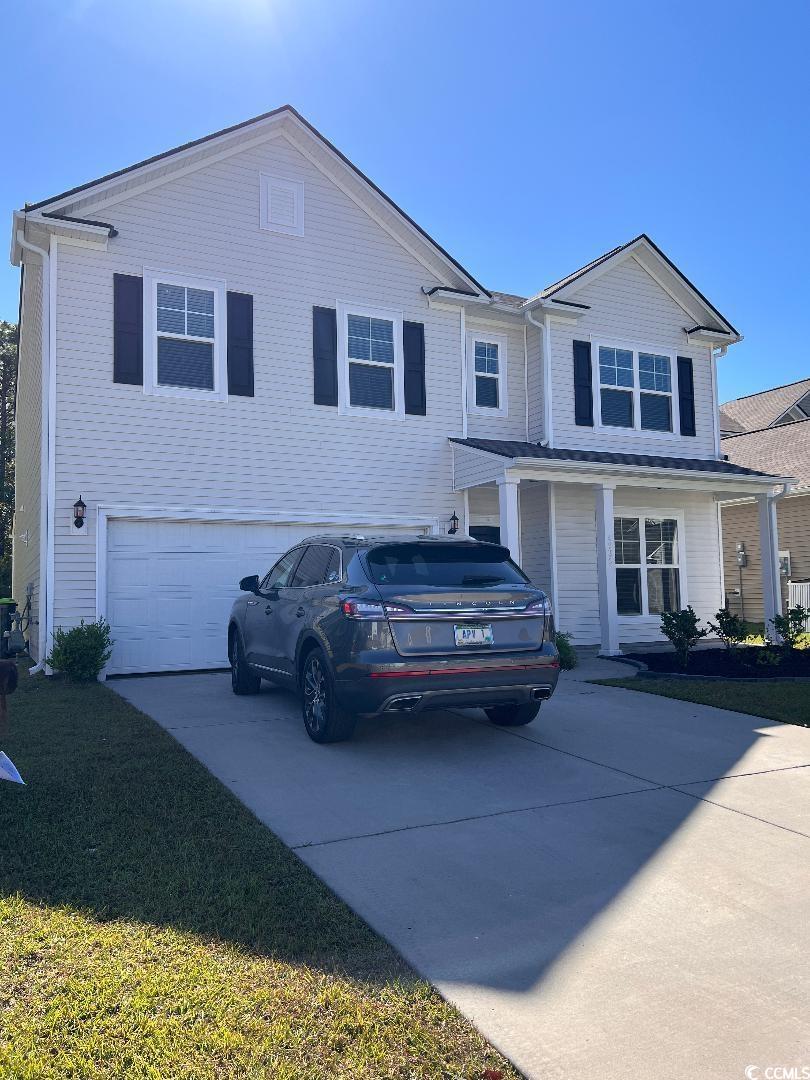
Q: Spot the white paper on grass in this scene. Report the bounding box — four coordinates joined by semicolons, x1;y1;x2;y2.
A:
0;751;24;784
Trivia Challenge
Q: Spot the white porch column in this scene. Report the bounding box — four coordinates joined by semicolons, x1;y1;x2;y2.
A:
594;482;620;656
497;476;522;565
757;492;783;636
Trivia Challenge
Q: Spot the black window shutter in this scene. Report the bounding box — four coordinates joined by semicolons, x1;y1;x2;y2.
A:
403;321;426;416
573;340;594;426
313;306;338;406
227;291;254;397
113;273;143;385
677;356;696;436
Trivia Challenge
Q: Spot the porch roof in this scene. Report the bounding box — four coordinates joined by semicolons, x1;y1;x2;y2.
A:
450;438;783;478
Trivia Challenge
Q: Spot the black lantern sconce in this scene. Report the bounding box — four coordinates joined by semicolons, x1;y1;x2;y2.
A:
448;511;459;535
73;497;87;530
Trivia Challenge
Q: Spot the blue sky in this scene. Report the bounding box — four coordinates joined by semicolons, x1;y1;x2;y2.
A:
3;0;808;403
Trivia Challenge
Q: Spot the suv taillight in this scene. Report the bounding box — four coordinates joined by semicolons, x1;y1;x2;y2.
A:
341;599;414;620
523;596;552;617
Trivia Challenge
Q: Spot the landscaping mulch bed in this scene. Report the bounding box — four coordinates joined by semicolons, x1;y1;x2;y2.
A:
626;646;810;679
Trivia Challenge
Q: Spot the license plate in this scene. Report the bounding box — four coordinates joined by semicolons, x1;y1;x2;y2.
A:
454;624;494;647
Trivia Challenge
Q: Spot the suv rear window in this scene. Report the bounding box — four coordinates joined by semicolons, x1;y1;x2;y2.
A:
365;543;529;587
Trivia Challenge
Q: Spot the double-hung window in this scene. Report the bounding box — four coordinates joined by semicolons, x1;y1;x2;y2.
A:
597;345;676;433
144;269;227;400
337;302;404;416
614;515;682;616
467;331;507;416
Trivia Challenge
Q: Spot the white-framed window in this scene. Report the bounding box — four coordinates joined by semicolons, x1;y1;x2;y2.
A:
596;343;678;434
143;269;227;401
336;300;404;417
614;513;683;616
467;330;507;416
260;174;304;236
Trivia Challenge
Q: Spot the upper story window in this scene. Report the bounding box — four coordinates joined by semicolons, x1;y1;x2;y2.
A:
467;330;507;417
143;269;227;400
260;174;304;236
336;301;404;417
597;344;675;434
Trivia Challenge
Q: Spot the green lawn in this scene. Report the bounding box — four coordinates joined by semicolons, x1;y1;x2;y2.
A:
0;668;516;1080
594;676;810;727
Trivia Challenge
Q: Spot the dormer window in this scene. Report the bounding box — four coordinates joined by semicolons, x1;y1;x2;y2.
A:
596;344;676;434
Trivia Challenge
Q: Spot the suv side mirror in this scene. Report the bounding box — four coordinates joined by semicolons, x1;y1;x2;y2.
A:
239;574;260;594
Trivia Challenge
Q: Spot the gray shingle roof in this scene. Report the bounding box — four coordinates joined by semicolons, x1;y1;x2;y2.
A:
451;438;786;478
722;418;810;490
720;378;810;432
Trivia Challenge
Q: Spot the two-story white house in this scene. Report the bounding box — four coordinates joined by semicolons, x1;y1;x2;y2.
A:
9;105;790;675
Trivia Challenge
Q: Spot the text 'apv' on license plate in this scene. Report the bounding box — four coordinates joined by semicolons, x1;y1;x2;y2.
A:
454;624;494;647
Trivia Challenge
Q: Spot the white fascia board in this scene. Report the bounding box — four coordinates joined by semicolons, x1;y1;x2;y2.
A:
510;456;794;489
11;210;110;265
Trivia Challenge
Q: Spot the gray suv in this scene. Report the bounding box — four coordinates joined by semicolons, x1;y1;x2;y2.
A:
228;534;559;743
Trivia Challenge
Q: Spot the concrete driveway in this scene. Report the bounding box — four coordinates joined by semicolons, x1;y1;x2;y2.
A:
114;659;810;1080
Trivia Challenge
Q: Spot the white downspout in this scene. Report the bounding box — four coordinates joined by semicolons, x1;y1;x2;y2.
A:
15;229;50;672
525;308;553;447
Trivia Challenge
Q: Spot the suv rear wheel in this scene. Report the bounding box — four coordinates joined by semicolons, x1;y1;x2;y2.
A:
485;702;541;727
302;648;356;743
231;631;261;695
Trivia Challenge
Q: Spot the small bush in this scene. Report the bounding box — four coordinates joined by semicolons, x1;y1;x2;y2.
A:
660;606;707;671
554;630;578;670
46;618;114;681
770;605;810;650
708;608;748;652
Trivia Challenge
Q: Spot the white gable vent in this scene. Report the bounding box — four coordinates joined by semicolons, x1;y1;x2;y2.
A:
260;174;304;236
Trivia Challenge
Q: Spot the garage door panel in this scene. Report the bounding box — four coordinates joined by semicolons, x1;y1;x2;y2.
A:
106;518;425;674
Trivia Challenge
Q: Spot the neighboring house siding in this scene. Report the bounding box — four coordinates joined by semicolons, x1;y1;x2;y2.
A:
721;494;810;623
555;484;722;646
12;261;43;658
549;257;716;458
50;135;472;628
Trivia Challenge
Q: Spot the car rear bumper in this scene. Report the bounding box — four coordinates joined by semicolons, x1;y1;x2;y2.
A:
334;645;560;717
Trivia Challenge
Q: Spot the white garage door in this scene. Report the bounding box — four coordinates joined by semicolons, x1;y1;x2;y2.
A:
105;518;424;675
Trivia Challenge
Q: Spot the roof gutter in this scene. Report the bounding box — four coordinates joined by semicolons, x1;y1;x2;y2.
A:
14;226;52;672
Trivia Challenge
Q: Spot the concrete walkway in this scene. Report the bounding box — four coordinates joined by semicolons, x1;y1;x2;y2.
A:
114;658;810;1080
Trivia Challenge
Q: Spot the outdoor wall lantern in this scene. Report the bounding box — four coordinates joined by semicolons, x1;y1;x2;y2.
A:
73;497;87;530
448;511;459;535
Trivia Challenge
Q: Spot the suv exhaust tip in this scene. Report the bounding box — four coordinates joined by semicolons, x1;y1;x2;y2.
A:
531;686;553;701
384;695;423;713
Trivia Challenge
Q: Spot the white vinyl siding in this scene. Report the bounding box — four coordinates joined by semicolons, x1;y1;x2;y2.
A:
12;261;43;658
548;257;716;457
551;484;721;646
50;134;468;629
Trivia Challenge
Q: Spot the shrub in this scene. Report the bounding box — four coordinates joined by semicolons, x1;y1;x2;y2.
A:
46;618;114;681
770;605;810;651
554;630;578;670
708;608;748;652
660;606;707;671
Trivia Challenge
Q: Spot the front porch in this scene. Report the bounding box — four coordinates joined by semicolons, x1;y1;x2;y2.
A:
451;439;791;654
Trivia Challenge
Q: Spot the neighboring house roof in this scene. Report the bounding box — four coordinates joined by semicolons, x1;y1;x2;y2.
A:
720;377;810;433
721;417;810;491
450;438;783;478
